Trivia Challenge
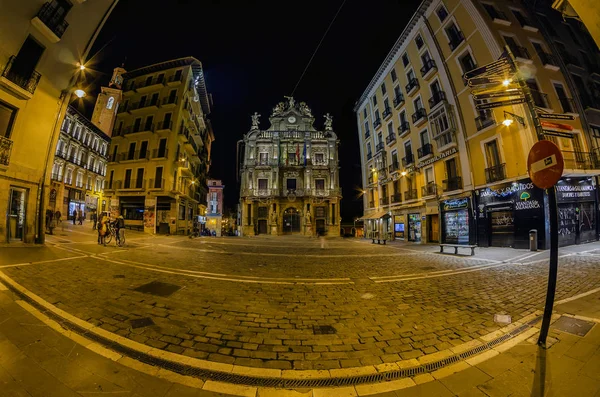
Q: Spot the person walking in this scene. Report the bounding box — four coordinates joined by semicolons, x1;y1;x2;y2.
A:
91;211;97;230
114;215;125;246
78;210;84;225
72;209;77;225
55;210;62;224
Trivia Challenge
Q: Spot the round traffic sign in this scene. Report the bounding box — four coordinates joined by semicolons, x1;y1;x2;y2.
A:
527;140;564;189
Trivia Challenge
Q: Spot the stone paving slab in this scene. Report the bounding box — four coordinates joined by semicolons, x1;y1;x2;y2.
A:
2;230;600;373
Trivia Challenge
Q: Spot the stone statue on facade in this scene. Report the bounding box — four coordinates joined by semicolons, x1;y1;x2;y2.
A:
251;112;260;129
305;211;312;224
299;102;312;117
324;113;333;131
273;102;285;115
270;210;277;224
284;96;295;108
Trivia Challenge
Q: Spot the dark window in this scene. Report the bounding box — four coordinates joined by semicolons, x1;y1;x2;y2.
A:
0;101;17;138
286;179;296;191
145;76;152;86
136;168;144;188
258;178;268;190
446;23;463;48
566;23;580;44
127;142;136;160
511;10;530;27
258;207;268;218
124;169;132;188
485;140;501;167
402;53;410;67
150;93;159;106
144;115;153;131
363;108;367;118
391;68;397;82
315;206;325;218
315;179;325;191
405;141;413;158
163;113;172;129
154;166;163;188
381;83;387;96
415;35;424;49
168;89;177;103
111;145;118;162
372;95;377;106
158;138;167;157
179;204;186;220
133;118;141;132
174;69;182;81
139;141;148;159
331;204;336;224
437;5;448;22
446;158;458;179
459;52;476;74
247;204;252;225
139;95;147;107
157;73;165;83
394;85;402;98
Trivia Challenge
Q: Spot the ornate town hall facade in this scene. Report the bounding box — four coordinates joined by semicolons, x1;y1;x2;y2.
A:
239;98;341;236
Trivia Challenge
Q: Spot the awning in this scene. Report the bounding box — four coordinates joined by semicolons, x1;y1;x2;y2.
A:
358;209;390;221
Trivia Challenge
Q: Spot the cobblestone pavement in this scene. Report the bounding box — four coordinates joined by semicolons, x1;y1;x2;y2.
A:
2;224;600;372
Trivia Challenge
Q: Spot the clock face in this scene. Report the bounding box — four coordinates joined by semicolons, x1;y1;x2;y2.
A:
288;116;297;124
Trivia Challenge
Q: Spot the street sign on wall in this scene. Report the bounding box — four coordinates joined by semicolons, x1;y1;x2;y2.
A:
542;130;575;139
473;89;523;100
463;58;512;79
540;120;574;131
475;97;526;110
537;112;575;121
527;140;564;189
468;77;504;87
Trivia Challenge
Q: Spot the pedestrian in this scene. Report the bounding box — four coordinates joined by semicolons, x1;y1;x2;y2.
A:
91;211;97;230
99;212;108;246
114;215;125;245
55;210;61;224
78;210;84;225
72;208;77;225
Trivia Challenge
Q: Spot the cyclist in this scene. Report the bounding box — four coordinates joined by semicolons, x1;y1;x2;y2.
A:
114;215;125;246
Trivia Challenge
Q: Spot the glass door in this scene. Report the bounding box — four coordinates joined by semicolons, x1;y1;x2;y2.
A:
8;187;27;241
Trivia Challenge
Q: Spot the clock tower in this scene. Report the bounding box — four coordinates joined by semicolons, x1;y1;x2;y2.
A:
91;65;126;137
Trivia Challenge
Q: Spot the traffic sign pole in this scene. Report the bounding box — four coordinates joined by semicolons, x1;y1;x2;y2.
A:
538;185;559;347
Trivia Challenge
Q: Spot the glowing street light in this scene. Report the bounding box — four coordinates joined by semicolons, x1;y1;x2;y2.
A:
502;79;512;87
502;118;514;127
401;171;407;176
74;89;86;98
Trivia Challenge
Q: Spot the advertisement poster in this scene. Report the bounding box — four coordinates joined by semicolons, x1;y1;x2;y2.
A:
109;198;119;219
144;198;156;229
394;215;404;239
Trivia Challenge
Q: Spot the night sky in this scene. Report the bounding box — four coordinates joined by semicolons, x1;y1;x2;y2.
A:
84;0;421;221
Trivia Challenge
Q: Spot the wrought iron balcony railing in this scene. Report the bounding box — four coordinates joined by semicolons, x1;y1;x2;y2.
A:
411;108;427;123
485;163;506;183
149;178;165;189
406;78;419;93
391;193;402;203
393;94;404;108
376;141;385;152
428;91;446;108
1;136;13;166
398;121;410;136
511;46;530;60
152;149;169;159
530;89;549;108
475;112;496;131
121;179;146;189
382;107;392;119
417;143;433;158
539;52;558;68
388;161;400;173
373;117;382;130
404;189;418;201
558;97;575;113
380;197;389;205
386;132;396;145
402;153;414;166
420;59;437;77
421;183;437;196
448;30;465;51
1;56;42;95
443;176;462;191
36;2;69;39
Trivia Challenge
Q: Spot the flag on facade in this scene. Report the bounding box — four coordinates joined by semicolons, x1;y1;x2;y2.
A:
302;141;307;166
296;143;300;164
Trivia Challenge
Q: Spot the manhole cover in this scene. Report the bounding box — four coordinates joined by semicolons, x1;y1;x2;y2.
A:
133;281;182;297
313;325;336;335
551;316;595;337
130;317;155;329
113;275;125;279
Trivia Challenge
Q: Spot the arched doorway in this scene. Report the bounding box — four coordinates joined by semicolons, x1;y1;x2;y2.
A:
283;207;301;234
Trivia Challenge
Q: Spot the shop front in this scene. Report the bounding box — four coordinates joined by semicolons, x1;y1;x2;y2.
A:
556;177;597;246
475;179;546;249
407;213;422;242
393;214;405;240
439;196;475;245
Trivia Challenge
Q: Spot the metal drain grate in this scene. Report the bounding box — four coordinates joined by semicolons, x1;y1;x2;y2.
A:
132;281;181;297
2;280;543;389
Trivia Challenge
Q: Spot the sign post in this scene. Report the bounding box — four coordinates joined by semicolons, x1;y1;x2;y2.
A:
527;140;564;348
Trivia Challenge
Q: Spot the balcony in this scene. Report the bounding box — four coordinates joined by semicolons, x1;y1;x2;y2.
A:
373;117;382;130
421;183;437;196
402;153;414;167
448;31;465;51
429;91;446;110
367;151;372;160
411;108;427;126
388;161;400;173
386;132;396;145
117;150;150;162
0;136;13;166
475;112;496;131
152;149;169;159
121;179;145;190
406;78;419;96
156;120;173;131
393;94;405;108
255;158;274;167
149;178;165;190
404;189;418;201
129;99;159;112
443;176;462;192
391;193;402;203
162;96;178;106
364;130;370;139
562;151;600;170
135;77;165;93
487;9;510;25
417;143;433;158
420;59;437;80
516;15;537;32
511;46;531;62
167;74;182;85
380;197;390;205
562;52;582;69
530;89;550;109
539;52;559;71
376;141;385;152
31;2;69;43
485;163;506;183
398;121;410;137
382;107;392;120
368;174;375;185
50;172;61;181
1;56;42;99
558;97;576;114
106;180;122;191
368;200;375;208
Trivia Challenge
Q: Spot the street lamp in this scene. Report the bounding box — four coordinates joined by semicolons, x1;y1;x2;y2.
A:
502;111;525;127
74;89;86;98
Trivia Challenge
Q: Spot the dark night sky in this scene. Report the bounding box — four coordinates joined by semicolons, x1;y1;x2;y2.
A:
84;0;421;221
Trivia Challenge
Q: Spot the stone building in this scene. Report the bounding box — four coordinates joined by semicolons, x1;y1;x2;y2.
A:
104;57;214;235
51;106;109;221
0;0;118;243
238;97;341;236
206;179;223;236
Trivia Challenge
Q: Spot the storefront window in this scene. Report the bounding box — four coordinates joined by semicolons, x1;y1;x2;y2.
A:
179;204;186;220
408;213;421;242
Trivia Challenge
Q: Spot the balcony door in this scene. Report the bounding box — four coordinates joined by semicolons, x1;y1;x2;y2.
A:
484;140;501;169
12;36;44;83
47;0;72;26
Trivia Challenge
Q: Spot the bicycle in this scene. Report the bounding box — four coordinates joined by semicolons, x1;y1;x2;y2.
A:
105;223;125;247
